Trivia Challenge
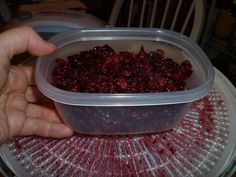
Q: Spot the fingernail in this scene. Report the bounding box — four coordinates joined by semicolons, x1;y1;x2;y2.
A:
55;125;73;136
47;42;56;49
63;126;73;136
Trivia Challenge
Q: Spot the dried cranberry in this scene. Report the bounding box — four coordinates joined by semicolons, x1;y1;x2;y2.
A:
52;45;193;93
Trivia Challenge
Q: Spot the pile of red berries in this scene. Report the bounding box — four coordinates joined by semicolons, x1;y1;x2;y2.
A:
52;44;192;93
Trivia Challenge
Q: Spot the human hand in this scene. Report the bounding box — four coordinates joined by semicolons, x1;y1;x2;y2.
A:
0;27;73;144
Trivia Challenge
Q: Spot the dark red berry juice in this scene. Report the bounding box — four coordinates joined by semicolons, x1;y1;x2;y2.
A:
52;45;193;134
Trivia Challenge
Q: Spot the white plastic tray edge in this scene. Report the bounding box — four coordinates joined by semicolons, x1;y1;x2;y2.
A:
212;68;236;177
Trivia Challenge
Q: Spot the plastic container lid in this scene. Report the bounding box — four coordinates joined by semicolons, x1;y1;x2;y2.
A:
9;10;105;33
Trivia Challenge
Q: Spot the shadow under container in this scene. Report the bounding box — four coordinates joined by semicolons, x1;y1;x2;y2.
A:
35;28;215;135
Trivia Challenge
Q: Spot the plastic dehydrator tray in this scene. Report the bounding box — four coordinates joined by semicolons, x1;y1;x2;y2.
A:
0;69;236;177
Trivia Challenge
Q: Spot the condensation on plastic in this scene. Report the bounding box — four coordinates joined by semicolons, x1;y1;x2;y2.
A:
0;69;236;177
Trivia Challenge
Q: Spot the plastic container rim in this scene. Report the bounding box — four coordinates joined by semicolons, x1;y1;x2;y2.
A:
35;28;215;106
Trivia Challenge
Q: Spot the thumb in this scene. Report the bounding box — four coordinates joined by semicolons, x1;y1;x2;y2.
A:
0;26;56;60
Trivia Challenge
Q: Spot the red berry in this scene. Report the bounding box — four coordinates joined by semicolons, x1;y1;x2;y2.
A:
52;45;193;93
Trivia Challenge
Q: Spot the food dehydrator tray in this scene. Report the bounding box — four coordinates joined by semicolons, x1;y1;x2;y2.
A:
0;69;236;177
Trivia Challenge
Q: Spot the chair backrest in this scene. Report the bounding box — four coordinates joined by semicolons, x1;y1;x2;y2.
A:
108;0;204;41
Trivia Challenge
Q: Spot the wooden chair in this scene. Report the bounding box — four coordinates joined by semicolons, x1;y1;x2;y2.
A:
108;0;204;41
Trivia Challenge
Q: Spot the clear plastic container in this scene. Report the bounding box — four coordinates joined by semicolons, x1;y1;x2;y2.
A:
35;28;215;135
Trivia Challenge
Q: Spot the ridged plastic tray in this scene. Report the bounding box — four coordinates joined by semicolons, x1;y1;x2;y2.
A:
0;69;235;177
